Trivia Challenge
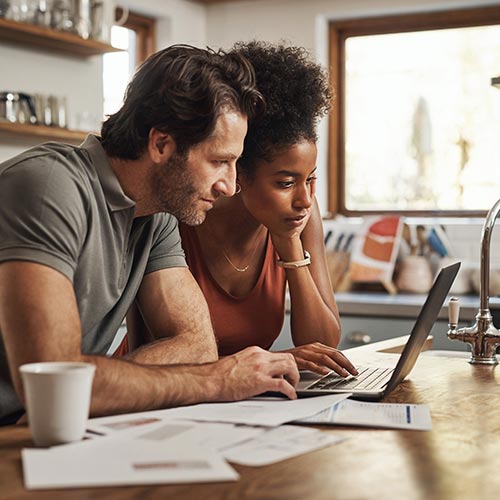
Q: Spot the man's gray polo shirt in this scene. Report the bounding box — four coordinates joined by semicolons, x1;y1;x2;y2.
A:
0;135;187;422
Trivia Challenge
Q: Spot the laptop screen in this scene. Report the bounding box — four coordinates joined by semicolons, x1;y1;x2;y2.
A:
383;262;460;395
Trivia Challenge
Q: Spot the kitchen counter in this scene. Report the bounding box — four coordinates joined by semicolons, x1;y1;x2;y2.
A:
279;292;500;352
336;292;500;322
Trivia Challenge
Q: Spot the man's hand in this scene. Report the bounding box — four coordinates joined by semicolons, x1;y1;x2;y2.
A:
215;347;299;401
281;343;358;377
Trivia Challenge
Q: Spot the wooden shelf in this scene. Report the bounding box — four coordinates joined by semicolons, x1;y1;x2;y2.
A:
0;121;91;145
0;17;121;57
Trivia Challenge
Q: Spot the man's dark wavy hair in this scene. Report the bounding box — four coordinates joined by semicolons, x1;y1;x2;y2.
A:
101;44;264;159
231;41;333;177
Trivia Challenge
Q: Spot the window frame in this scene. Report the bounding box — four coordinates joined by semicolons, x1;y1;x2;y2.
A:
115;8;156;65
328;5;500;217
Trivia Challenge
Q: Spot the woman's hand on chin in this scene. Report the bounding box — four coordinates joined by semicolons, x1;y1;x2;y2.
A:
268;211;311;244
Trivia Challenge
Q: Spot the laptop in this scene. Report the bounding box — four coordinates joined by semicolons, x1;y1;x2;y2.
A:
296;262;460;401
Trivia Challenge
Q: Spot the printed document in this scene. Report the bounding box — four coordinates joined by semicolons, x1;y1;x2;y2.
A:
23;418;345;488
125;420;266;453
222;425;343;466
88;393;350;429
89;418;343;466
155;393;351;427
23;420;239;490
297;400;432;430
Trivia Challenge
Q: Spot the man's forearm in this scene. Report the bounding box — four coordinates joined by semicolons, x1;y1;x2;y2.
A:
125;332;218;365
85;347;298;418
83;354;220;417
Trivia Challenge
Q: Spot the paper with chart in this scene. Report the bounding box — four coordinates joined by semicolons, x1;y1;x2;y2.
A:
297;399;432;430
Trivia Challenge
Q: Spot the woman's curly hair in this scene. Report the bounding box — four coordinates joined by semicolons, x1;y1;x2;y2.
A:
231;41;333;177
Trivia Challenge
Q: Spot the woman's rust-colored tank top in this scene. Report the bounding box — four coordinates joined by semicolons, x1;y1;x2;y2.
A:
179;224;287;356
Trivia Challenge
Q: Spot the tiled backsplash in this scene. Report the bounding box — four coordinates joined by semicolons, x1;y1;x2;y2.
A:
322;216;500;272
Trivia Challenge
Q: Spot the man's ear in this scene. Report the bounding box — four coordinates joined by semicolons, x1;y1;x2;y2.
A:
148;128;176;163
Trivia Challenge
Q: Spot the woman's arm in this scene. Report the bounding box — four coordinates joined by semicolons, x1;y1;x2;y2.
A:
287;199;340;346
272;198;340;347
271;199;357;376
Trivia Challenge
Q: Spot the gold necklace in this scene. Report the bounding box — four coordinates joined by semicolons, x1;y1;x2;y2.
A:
208;220;265;273
222;251;251;272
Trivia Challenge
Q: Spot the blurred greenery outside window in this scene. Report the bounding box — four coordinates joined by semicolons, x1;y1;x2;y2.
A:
329;7;500;215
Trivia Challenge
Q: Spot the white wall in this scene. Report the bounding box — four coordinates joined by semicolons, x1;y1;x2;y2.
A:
204;0;500;213
119;0;207;48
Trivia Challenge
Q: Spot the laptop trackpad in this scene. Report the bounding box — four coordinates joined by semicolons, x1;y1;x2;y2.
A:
297;370;323;390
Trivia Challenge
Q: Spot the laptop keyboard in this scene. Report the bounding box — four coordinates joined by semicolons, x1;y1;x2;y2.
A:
307;366;394;391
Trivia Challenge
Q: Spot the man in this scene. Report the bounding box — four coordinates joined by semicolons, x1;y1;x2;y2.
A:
0;45;299;425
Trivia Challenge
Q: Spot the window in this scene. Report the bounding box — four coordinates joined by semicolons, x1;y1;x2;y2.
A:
103;9;155;118
329;6;500;216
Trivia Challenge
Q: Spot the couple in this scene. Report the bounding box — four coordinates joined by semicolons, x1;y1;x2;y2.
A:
0;41;356;425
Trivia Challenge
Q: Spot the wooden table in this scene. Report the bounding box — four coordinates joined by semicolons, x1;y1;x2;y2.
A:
1;337;500;500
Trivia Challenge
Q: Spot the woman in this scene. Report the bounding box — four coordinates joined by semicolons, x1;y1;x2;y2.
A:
179;41;357;377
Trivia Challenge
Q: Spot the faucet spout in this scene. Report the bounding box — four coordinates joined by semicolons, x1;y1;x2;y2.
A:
447;197;500;365
480;198;500;310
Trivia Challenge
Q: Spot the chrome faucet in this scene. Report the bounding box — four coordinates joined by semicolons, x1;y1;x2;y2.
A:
447;198;500;364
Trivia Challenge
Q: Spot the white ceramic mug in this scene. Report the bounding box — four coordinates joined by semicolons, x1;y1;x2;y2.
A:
19;362;95;447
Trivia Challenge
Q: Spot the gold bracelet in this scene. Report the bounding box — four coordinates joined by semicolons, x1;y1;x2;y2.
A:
277;251;311;269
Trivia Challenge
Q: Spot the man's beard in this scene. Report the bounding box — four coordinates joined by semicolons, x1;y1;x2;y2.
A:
153;151;208;226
